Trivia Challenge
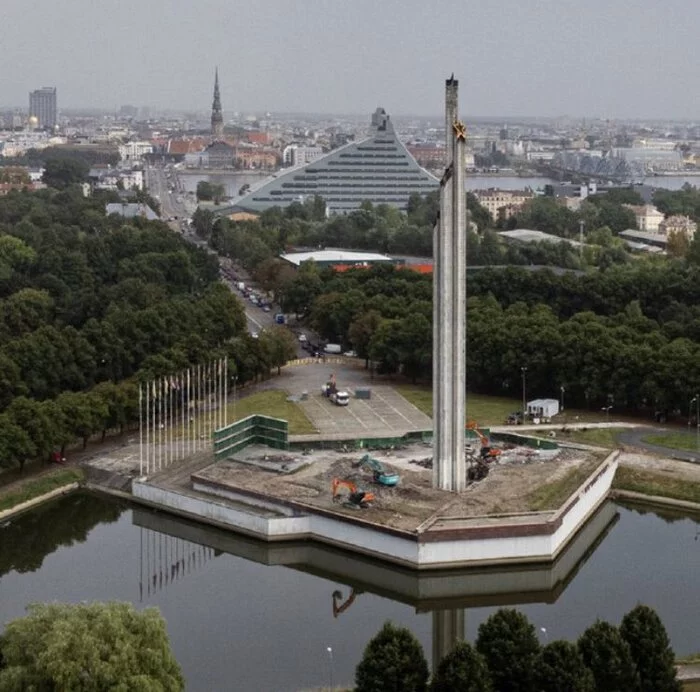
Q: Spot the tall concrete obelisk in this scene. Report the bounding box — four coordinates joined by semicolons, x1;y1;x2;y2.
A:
433;75;467;492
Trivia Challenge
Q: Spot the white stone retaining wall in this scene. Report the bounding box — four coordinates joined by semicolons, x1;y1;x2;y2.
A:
133;452;618;568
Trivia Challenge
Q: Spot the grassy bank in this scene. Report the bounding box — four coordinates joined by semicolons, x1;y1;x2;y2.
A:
396;387;521;425
0;468;84;513
229;391;316;434
613;466;700;505
164;390;317;439
555;427;625;448
642;432;700;453
527;459;601;511
395;386;612;427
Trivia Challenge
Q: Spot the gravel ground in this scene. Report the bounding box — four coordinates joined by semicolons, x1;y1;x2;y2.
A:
195;444;601;530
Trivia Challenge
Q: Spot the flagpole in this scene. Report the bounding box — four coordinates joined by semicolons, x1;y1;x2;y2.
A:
159;377;164;471
139;382;143;477
224;357;229;427
168;376;173;468
196;364;201;454
145;380;150;475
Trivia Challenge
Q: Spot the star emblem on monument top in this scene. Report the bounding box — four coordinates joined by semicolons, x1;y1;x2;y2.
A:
452;121;467;141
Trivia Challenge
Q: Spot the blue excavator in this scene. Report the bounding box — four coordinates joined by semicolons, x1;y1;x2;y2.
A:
356;454;400;486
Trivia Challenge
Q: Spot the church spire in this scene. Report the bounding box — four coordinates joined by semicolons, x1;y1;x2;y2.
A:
211;67;223;139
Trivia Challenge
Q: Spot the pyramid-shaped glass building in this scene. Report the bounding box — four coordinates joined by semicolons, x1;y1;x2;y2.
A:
222;108;439;215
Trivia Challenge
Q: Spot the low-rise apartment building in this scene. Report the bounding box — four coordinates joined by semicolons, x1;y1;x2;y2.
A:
474;188;534;221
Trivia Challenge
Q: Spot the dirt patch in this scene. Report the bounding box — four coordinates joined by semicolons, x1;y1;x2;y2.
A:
441;449;597;517
194;444;601;530
618;452;700;483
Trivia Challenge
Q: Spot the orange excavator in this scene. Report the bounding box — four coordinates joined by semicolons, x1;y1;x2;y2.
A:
332;479;375;508
466;421;502;460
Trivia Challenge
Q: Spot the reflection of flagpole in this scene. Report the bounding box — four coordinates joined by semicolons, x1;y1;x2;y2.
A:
139;526;143;602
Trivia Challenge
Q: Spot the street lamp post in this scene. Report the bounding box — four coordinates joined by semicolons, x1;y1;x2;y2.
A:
521;366;528;421
326;647;333;691
233;376;238;422
689;396;695;429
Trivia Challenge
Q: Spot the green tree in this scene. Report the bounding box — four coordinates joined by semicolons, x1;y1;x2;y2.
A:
475;608;540;692
355;621;429;692
578;619;640;692
620;604;681;692
666;229;690;258
0;602;184;691
430;640;492;692
42;157;89;189
55;391;108;449
196;180;226;203
258;326;297;375
0;414;35;471
533;640;595;692
349;309;383;366
467;192;493;232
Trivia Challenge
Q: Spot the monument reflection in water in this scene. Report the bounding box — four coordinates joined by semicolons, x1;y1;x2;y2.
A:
133;501;619;667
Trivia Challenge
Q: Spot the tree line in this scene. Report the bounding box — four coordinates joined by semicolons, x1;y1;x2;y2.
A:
197;187;647;279
356;605;681;692
270;259;700;416
0;186;291;471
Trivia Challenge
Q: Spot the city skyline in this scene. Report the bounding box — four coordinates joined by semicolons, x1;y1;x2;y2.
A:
3;0;700;120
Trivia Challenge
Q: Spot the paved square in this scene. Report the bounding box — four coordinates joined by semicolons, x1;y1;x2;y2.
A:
297;385;431;437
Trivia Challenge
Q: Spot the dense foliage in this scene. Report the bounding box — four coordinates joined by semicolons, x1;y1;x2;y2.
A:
534;640;595;691
620;605;682;692
205;190;642;276
0;602;184;691
475;609;540;692
281;258;700;414
355;621;429;692
361;606;680;691
578;619;640;691
0;187;252;469
429;640;492;691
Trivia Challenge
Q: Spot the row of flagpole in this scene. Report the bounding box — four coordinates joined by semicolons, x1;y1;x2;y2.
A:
139;527;215;601
138;357;228;477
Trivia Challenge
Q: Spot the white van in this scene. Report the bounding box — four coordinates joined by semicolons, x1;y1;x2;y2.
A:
324;343;342;354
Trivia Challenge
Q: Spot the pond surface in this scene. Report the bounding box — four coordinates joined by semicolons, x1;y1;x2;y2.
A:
1;495;699;691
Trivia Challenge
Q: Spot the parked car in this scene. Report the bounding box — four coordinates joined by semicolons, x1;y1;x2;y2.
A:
298;333;308;343
344;350;357;357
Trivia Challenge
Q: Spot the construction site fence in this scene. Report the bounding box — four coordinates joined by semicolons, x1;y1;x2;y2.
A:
213;415;289;460
284;355;360;368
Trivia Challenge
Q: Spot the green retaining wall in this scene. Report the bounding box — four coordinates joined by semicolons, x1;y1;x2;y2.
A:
492;431;559;450
289;430;432;452
286;429;557;453
213;415;289;460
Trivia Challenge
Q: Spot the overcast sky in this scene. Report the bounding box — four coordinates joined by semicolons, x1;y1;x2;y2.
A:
3;0;700;119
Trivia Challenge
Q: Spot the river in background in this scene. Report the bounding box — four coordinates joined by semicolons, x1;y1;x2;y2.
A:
178;170;700;201
2;494;700;692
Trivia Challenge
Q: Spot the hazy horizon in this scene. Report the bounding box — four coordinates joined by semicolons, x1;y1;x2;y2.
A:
3;0;700;120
